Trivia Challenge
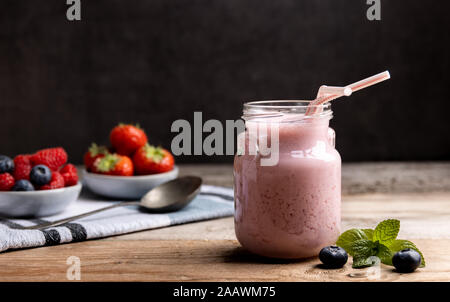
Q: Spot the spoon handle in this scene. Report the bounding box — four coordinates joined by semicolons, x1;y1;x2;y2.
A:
23;201;141;230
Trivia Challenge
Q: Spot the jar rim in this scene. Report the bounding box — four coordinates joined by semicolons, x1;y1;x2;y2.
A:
243;100;332;121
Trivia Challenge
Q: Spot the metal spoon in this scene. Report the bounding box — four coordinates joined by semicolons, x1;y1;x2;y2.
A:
23;176;202;230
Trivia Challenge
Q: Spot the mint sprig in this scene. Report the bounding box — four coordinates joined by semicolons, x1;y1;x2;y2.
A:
336;219;425;268
362;229;374;240
353;256;380;268
373;219;400;245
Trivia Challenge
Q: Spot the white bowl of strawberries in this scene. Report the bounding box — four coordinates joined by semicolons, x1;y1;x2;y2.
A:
0;147;81;217
82;124;178;199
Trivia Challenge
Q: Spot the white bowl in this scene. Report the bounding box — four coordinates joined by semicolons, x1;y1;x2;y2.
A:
82;166;179;199
0;183;82;218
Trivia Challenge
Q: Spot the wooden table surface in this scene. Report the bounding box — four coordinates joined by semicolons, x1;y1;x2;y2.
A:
0;163;449;282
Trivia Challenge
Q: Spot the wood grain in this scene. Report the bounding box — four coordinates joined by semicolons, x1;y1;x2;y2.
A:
1;163;449;282
178;163;450;194
0;239;448;282
0;192;449;281
105;192;450;241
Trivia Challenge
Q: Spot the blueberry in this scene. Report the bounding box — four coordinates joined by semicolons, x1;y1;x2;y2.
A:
12;179;35;191
30;165;52;186
392;248;421;273
0;155;14;173
319;246;348;268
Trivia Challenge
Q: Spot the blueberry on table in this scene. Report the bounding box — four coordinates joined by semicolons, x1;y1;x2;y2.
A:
392;248;421;273
319;246;348;268
12;179;35;191
30;165;52;186
0;155;14;173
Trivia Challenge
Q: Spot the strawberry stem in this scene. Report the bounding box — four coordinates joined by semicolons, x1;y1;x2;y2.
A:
89;143;108;157
144;144;165;163
96;154;119;172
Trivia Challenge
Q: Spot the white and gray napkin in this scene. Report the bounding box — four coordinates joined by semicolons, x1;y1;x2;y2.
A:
0;185;234;253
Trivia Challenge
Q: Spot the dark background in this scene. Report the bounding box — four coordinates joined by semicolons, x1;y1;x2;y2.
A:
1;0;449;163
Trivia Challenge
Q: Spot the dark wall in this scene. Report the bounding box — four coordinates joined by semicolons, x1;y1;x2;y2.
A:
1;0;449;163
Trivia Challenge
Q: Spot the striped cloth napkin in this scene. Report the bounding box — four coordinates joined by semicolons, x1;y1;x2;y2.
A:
0;185;234;253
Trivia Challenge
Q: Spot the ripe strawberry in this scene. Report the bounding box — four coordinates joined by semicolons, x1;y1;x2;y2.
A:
31;147;68;171
110;124;148;156
0;173;15;191
93;154;134;176
13;154;32;181
133;144;175;175
83;143;109;171
40;171;65;190
60;164;79;186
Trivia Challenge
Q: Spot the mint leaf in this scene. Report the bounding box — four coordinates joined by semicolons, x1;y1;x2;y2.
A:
387;239;426;267
336;229;370;255
336;219;425;269
353;256;380;268
350;239;377;258
362;229;374;240
373;219;400;245
376;243;394;265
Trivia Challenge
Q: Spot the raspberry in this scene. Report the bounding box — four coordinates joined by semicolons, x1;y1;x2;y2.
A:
13;155;32;181
14;154;31;165
40;171;65;190
31;147;68;171
0;173;15;191
60;164;79;187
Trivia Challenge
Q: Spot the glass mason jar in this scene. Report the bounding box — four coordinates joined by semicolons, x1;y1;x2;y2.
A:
233;101;341;259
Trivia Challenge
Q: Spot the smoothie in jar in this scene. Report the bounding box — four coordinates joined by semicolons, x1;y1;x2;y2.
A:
234;101;341;259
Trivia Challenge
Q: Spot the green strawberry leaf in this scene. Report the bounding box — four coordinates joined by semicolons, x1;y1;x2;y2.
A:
373;219;400;245
144;144;165;163
387;239;426;267
336;229;370;255
96;154;120;172
89;143;108;156
353;256;381;268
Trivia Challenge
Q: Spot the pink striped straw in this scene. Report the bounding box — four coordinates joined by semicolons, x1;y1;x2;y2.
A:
306;71;391;116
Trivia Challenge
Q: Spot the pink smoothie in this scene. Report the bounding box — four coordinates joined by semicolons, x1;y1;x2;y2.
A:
234;117;341;258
